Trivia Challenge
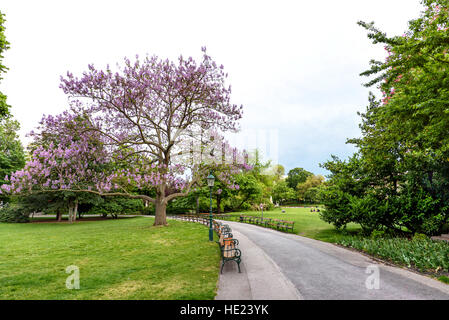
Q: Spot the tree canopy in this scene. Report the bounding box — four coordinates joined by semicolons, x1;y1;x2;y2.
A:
0;11;10;119
320;0;449;235
286;167;313;189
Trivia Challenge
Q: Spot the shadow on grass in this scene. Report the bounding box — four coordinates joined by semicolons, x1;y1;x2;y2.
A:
29;215;142;224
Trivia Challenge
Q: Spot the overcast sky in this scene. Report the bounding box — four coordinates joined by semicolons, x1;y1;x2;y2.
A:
1;0;423;176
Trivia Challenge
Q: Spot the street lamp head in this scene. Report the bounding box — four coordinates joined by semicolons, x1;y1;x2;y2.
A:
206;172;215;187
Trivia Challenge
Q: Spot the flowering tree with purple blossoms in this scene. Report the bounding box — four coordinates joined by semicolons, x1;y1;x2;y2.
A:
3;48;246;226
2;112;111;221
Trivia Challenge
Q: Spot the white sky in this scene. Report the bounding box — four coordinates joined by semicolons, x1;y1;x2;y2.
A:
0;0;423;175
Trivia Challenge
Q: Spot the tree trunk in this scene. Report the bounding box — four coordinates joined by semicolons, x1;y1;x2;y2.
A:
68;205;73;223
73;200;78;222
68;206;71;223
154;197;167;226
56;209;62;222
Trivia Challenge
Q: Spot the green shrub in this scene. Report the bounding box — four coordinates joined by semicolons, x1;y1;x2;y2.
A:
413;233;428;241
370;230;386;239
141;205;154;215
438;276;449;284
167;196;194;214
338;236;449;272
319;187;353;230
88;197;144;216
0;206;29;223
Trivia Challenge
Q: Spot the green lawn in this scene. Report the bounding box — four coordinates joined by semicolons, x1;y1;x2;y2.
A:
0;217;220;300
227;207;361;242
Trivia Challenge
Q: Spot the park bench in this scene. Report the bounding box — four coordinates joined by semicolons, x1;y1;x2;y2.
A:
212;221;222;232
275;220;295;233
255;217;269;226
213;214;232;221
213;221;221;233
256;217;267;225
218;232;239;248
247;216;256;224
274;219;284;230
216;228;241;273
261;218;272;228
216;225;233;239
219;240;242;273
266;218;278;229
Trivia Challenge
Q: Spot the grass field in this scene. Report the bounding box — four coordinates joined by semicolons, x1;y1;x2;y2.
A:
228;207;361;242
0;217;220;300
3;206;445;299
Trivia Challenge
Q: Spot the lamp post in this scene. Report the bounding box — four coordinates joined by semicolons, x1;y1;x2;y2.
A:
206;172;215;241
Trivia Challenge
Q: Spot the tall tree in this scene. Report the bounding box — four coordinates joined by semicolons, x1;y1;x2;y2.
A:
272;180;296;205
286;167;313;189
0;10;10;119
0;11;26;205
296;174;325;203
2;49;248;225
320;0;449;235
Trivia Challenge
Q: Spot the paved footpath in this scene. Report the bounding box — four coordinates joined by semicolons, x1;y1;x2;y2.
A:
215;220;449;300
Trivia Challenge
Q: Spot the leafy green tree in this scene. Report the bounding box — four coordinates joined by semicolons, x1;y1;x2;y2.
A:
0;11;23;204
194;178;236;214
0;118;25;203
319;155;368;229
320;1;449;235
303;186;322;204
233;149;275;209
213;179;233;214
296;174;325;203
88;196;144;218
231;173;263;210
272;180;296;205
286;167;313;189
0;11;11;119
